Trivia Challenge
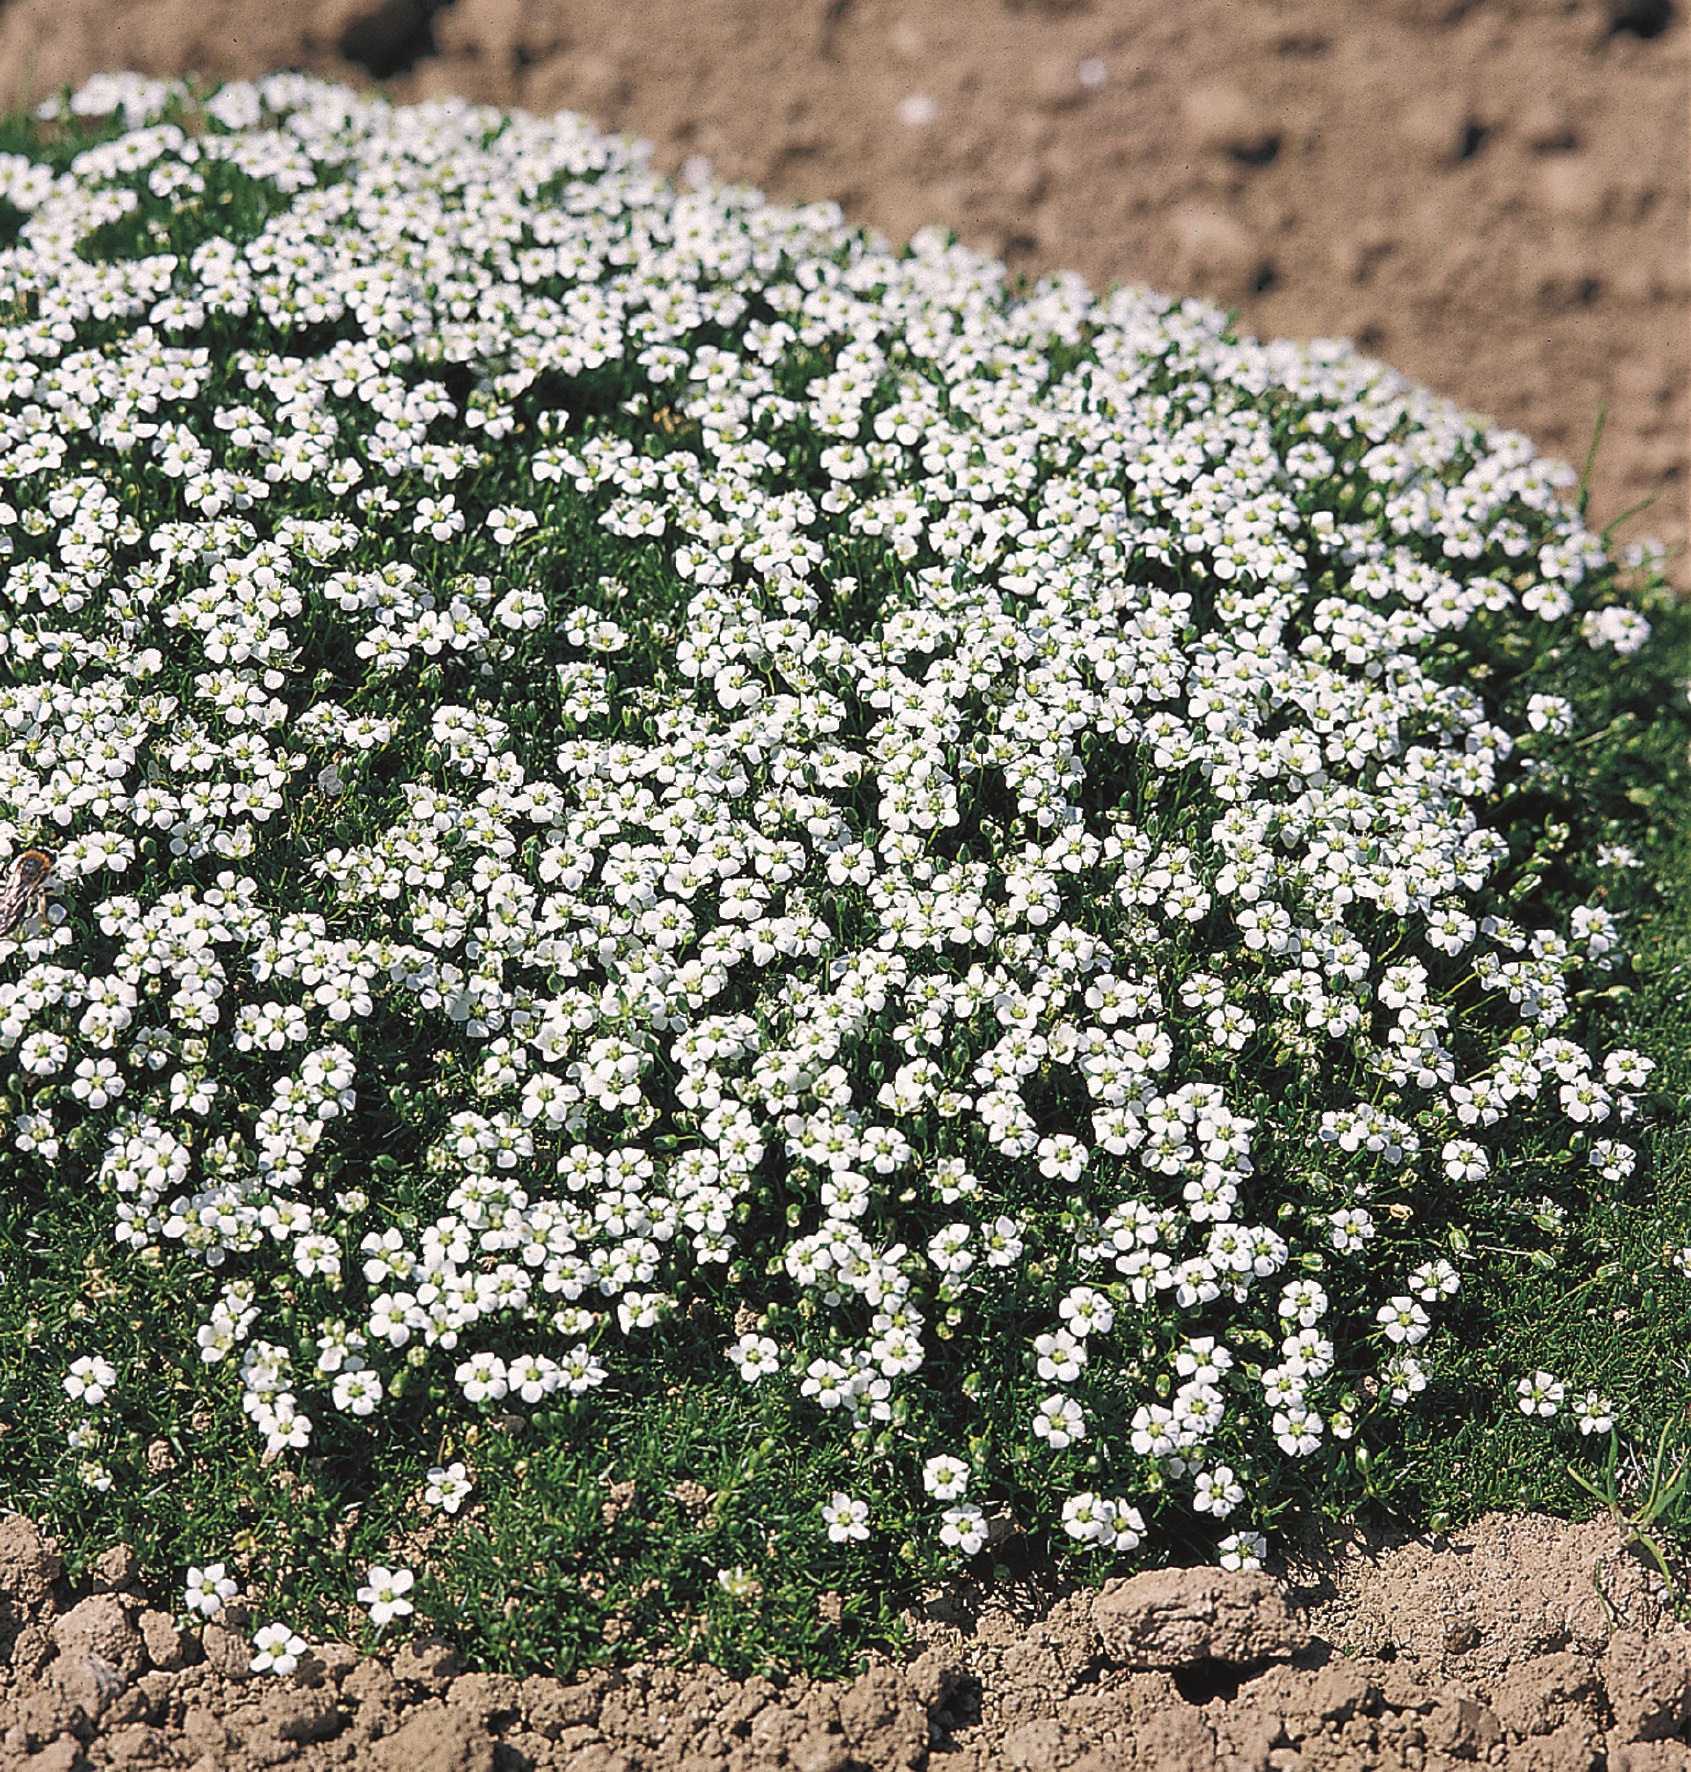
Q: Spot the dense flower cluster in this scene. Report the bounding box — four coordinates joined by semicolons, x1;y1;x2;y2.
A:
0;72;1661;1576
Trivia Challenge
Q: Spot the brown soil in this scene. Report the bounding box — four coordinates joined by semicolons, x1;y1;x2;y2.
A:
0;0;1681;579
5;1508;1691;1770
0;5;1688;1767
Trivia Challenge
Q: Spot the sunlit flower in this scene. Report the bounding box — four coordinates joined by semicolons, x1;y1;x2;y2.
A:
423;1462;473;1514
921;1454;970;1501
250;1622;308;1676
1515;1371;1565;1417
184;1563;238;1619
1032;1393;1087;1450
821;1492;870;1543
356;1565;415;1628
1218;1531;1268;1572
938;1502;988;1556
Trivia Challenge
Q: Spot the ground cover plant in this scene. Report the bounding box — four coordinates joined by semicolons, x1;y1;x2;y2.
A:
1;69;1690;1682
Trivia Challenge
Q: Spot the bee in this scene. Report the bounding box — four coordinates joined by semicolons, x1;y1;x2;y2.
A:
0;848;53;939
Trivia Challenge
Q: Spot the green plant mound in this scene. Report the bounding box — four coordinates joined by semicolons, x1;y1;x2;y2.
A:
0;70;1686;1675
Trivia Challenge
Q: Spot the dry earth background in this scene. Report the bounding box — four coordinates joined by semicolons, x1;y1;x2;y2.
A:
1;2;1690;1769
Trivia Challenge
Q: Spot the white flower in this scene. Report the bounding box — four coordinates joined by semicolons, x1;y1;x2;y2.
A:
507;1353;561;1403
1523;582;1574;621
921;1454;971;1501
1516;1371;1564;1417
1059;1491;1145;1551
1328;1209;1375;1254
1063;1488;1098;1545
1099;1499;1146;1552
559;1345;608;1395
184;1562;238;1619
1583;606;1651;654
1375;1297;1431;1346
423;1462;473;1514
821;1491;870;1543
356;1565;415;1628
455;1353;508;1404
1382;1353;1428;1405
1193;1467;1244;1518
1273;1406;1324;1457
927;1223;975;1277
1573;1392;1614;1436
1277;1280;1327;1328
250;1622;308;1676
1218;1531;1268;1572
1058;1286;1115;1337
727;1334;782;1382
1525;694;1574;735
332;1367;384;1416
1031;1393;1086;1450
981;1215;1025;1269
1037;1135;1088;1182
1408;1259;1460;1303
1034;1330;1086;1384
938;1502;988;1556
413;495;464;540
1560;1077;1612;1124
486;505;537;546
64;1356;118;1407
1441;1139;1489;1184
1062;1492;1108;1543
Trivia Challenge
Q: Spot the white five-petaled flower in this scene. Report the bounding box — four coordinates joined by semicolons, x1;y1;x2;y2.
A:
1572;1391;1614;1436
1193;1467;1245;1518
423;1462;473;1514
1218;1531;1268;1572
64;1356;118;1407
1034;1330;1086;1384
938;1502;988;1556
1062;1491;1108;1543
1031;1393;1087;1450
250;1622;308;1676
821;1492;870;1543
184;1563;238;1619
1515;1371;1564;1417
356;1565;416;1628
727;1334;781;1382
921;1454;971;1500
1375;1297;1431;1346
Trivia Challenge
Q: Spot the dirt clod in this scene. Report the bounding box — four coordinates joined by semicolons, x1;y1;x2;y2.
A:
51;1594;147;1682
1601;1630;1691;1744
374;1700;497;1771
1093;1568;1310;1671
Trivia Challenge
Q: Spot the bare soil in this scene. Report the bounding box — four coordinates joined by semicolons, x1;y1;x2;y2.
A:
5;1508;1691;1769
0;3;1689;1766
0;0;1680;577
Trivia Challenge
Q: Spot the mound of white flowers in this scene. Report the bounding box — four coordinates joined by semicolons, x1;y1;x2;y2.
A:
0;71;1668;1593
